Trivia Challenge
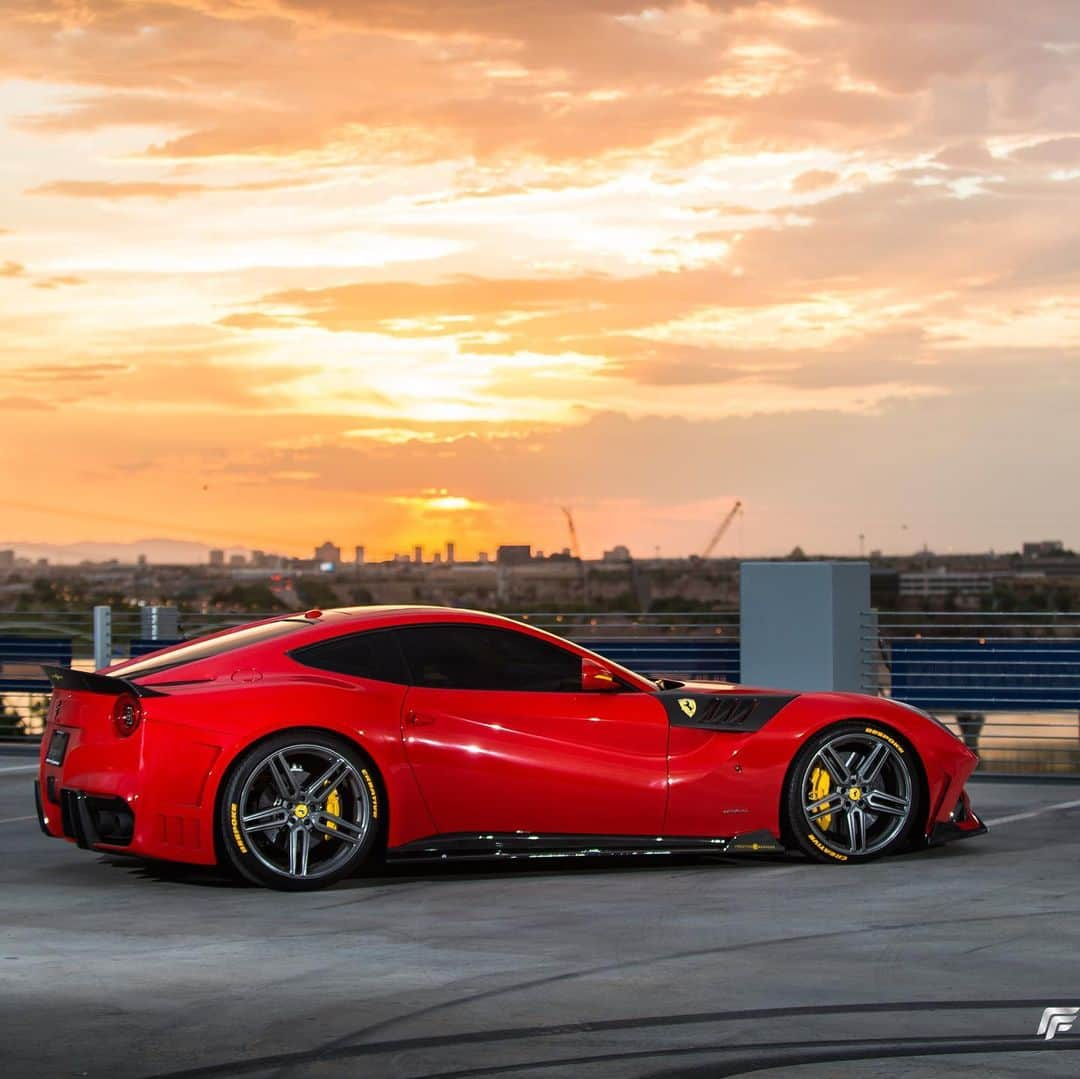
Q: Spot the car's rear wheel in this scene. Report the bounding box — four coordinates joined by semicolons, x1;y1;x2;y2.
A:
218;732;381;891
786;722;921;864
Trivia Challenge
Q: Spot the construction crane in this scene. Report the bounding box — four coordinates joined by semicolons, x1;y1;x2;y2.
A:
560;506;589;607
561;506;582;560
698;499;743;560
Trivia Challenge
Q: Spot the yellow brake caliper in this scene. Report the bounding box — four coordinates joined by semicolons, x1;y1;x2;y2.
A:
810;767;832;831
323;789;340;839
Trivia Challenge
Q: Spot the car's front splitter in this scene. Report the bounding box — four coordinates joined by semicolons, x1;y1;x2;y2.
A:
929;788;988;845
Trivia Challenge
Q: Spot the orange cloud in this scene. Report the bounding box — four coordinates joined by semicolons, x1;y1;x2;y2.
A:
33;275;87;289
791;169;838;192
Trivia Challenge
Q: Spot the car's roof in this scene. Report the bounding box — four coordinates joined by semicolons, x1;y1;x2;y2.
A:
108;605;657;692
312;605;473;620
305;605;520;628
301;604;570;639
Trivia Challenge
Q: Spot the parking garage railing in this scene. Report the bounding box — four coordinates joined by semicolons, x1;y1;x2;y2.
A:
7;605;1077;775
862;611;1080;774
0;608;741;738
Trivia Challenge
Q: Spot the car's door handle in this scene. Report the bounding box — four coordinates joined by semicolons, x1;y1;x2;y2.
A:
406;710;434;727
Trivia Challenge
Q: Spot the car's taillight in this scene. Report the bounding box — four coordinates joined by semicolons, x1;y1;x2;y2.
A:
112;694;142;737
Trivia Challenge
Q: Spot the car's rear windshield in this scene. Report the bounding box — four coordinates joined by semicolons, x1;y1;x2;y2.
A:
112;619;309;678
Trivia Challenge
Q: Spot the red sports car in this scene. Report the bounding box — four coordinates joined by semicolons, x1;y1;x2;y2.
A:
35;606;985;890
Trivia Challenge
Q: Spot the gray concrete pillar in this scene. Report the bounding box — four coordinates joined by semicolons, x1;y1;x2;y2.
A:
740;561;870;692
92;605;112;671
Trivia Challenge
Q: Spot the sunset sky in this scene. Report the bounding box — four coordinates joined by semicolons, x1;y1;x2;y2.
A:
1;1;1078;561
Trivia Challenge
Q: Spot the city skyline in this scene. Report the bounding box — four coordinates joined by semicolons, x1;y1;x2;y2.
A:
0;532;1071;568
2;2;1078;558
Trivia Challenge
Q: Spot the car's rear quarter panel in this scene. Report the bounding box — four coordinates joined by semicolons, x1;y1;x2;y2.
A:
44;671;437;864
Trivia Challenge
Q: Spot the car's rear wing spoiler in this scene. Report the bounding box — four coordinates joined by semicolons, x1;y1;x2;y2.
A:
41;665;166;699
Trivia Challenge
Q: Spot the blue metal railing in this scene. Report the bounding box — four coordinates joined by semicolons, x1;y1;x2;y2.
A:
0;608;741;736
862;611;1080;773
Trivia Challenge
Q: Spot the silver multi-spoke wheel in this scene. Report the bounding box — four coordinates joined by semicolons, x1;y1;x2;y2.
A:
792;726;917;862
222;737;378;889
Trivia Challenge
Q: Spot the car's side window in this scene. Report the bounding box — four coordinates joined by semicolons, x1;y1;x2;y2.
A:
394;624;582;692
289;629;410;685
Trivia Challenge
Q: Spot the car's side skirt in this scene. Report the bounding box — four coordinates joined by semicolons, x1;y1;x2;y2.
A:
386;829;786;862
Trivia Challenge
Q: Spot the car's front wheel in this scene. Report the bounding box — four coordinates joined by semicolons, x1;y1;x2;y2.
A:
218;731;381;891
786;722;921;864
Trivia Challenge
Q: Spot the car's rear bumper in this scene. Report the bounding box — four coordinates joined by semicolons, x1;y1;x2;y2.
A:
37;716;222;865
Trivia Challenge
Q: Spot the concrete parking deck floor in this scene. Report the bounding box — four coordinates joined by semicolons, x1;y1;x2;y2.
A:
2;747;1078;1079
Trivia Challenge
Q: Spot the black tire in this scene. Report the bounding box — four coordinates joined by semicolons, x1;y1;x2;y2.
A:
217;730;382;891
785;721;922;865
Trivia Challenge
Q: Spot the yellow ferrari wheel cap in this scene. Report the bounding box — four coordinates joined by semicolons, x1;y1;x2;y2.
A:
293;803;309;819
848;787;862;801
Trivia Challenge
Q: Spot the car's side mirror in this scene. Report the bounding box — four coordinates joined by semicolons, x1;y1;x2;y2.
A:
582;657;617;691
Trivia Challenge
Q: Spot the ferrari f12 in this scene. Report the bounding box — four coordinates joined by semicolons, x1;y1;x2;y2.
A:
35;607;985;890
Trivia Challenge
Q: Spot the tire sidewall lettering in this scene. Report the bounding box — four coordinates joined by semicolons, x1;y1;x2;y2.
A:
361;768;378;819
864;726;904;754
807;831;848;861
230;801;249;854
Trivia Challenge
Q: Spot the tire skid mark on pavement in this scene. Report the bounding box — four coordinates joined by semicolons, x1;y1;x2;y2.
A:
426;1035;1080;1079
144;1000;1080;1079
267;902;1080;1079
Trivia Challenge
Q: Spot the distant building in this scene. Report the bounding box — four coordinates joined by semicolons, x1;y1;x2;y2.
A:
250;549;266;567
602;545;631;562
497;544;531;565
228;553;246;567
900;568;1002;598
478;551;489;564
137;554;148;567
315;541;341;565
354;545;365;566
0;549;14;569
209;549;225;567
446;541;455;564
1023;540;1064;559
413;545;423;565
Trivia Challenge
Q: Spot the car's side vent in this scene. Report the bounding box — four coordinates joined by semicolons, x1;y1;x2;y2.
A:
695;698;758;728
659;691;798;732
